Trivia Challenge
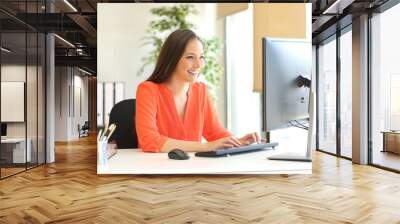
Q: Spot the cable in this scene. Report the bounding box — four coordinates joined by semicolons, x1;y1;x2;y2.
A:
289;121;308;130
294;120;308;129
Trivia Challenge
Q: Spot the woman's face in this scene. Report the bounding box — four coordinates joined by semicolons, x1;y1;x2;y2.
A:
172;38;205;83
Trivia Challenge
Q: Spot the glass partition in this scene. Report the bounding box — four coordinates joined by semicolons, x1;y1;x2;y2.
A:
0;1;46;179
97;82;126;128
1;31;28;177
370;4;400;171
317;36;337;155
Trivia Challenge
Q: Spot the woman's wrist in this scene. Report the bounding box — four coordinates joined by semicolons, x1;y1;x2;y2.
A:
202;142;213;152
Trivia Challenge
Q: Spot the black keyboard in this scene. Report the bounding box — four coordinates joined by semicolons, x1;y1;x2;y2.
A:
195;142;278;157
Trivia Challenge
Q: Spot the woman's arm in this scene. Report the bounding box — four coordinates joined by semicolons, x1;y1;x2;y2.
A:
135;83;168;152
160;139;206;152
160;135;242;152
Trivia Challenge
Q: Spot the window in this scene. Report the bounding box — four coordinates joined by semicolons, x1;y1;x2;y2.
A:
339;28;352;158
104;83;114;127
317;36;337;155
97;82;125;128
115;83;125;105
97;83;104;127
370;3;400;171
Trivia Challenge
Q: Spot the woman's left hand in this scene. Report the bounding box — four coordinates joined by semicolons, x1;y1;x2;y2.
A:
238;132;261;145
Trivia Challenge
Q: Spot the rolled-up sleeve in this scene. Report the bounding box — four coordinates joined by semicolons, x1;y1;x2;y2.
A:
135;83;168;152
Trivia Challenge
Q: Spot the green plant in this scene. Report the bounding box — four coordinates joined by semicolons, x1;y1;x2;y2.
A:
138;4;223;102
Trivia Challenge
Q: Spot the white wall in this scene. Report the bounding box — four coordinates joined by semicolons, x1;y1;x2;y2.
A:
55;67;69;141
97;3;226;123
1;65;26;139
1;66;25;127
226;6;261;136
55;67;89;141
1;65;35;137
72;74;89;137
1;82;24;122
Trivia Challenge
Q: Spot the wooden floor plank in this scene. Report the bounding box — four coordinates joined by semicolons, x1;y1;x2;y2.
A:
0;135;400;223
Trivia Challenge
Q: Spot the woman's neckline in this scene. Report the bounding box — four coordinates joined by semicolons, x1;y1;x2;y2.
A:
161;82;192;98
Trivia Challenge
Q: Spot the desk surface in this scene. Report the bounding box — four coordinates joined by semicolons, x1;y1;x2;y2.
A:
1;138;27;143
98;148;312;175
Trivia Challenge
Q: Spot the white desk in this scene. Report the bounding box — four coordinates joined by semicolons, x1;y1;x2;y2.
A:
98;148;312;175
1;138;31;163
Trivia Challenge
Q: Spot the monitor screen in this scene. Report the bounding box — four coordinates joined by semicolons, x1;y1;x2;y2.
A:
262;37;312;132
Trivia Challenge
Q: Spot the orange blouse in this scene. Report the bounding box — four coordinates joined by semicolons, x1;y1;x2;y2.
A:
135;81;231;152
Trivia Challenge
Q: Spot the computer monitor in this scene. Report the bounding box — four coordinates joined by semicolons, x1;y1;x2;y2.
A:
261;37;313;162
1;123;7;138
262;37;312;132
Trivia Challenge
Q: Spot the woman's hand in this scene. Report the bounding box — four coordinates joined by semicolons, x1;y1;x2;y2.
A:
238;132;261;145
204;136;243;151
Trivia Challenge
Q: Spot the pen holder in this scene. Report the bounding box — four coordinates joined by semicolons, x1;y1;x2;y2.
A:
97;139;108;168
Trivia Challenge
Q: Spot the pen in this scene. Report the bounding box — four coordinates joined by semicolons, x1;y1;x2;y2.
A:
105;124;117;142
101;123;109;141
97;129;103;141
102;123;116;142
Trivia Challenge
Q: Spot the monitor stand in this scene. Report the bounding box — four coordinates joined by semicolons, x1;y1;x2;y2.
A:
267;152;311;162
267;92;315;163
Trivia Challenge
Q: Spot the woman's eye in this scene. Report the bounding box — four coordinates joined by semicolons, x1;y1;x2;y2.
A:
185;55;205;61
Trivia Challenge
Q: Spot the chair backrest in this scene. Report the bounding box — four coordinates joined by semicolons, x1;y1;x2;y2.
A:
108;99;138;148
82;121;90;129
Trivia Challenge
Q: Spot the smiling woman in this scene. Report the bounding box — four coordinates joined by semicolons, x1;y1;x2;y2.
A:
135;29;261;153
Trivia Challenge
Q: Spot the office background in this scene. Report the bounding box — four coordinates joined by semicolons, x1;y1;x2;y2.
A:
97;3;312;139
0;1;97;179
1;1;400;222
1;14;46;178
314;2;400;171
2;1;399;177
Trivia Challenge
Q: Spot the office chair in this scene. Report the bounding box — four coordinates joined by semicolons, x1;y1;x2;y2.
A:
79;121;90;138
108;99;138;148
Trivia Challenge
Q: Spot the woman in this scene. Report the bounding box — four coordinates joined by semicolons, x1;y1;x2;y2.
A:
136;29;260;153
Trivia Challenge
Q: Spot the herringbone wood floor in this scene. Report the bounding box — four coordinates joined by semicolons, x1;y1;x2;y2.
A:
1;135;400;224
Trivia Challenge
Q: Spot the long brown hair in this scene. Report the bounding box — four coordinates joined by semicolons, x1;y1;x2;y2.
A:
147;29;203;83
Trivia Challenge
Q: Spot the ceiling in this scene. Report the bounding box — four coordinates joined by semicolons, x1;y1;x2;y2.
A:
311;0;390;43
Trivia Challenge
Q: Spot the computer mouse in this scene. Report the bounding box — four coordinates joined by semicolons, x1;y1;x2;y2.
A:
168;149;189;160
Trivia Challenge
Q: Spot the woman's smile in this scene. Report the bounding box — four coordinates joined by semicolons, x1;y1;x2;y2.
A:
187;70;199;77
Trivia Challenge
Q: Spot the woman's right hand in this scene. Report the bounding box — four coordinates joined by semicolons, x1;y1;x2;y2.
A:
204;136;243;151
